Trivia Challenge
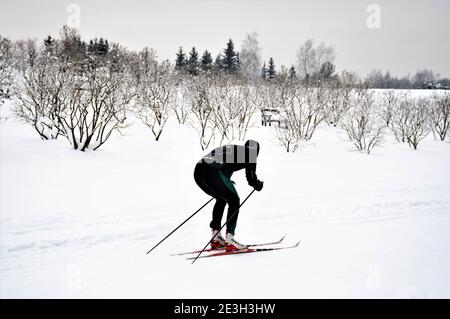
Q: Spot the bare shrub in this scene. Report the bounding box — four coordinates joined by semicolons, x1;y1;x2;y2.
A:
272;81;326;152
404;98;431;150
185;74;217;150
255;81;284;126
172;76;191;125
429;93;450;141
324;71;355;127
134;49;176;141
390;96;431;150
64;61;134;151
0;36;14;104
341;89;384;154
14;29;134;151
211;75;257;144
380;89;402;126
14;51;68;139
389;95;410;143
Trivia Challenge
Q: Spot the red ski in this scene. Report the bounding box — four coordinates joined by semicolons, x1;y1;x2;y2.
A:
186;240;301;260
171;235;286;256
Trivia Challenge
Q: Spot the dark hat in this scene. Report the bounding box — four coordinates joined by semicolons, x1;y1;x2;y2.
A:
245;139;260;155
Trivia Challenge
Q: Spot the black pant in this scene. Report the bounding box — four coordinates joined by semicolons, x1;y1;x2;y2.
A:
194;163;240;235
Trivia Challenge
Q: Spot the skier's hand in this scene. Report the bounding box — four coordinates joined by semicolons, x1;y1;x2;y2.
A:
254;180;264;192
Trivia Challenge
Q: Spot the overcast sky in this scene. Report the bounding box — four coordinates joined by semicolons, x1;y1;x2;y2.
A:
1;0;449;77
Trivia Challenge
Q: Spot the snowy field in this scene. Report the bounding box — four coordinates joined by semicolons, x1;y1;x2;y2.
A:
1;91;450;298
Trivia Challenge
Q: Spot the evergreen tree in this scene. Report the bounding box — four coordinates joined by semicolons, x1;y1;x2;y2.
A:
289;65;297;80
187;46;199;75
175;47;187;70
201;50;213;71
318;61;336;82
87;38;109;57
223;39;239;72
267;57;276;79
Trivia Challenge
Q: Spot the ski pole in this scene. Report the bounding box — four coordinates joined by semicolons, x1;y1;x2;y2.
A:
146;197;214;254
191;189;256;264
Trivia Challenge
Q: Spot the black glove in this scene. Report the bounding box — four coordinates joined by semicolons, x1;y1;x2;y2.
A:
254;180;264;192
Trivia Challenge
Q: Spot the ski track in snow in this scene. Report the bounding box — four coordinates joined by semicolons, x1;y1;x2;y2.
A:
1;91;450;298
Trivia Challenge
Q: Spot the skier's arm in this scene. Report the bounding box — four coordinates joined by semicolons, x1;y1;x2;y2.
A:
246;164;263;191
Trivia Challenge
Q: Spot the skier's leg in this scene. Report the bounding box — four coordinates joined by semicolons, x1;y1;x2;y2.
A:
210;199;226;230
215;171;240;235
194;163;217;198
194;164;240;234
224;192;240;235
194;164;227;231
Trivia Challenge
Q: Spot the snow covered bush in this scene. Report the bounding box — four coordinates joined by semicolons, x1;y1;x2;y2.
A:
380;89;403;126
172;77;191;125
184;73;258;150
63;59;134;151
340;88;384;154
14;48;68;140
429;93;450;142
185;74;217;150
324;71;354;127
260;79;326;152
14;27;134;151
403;98;432;150
255;81;285;126
134;48;176;141
390;96;431;150
389;95;410;144
210;75;257;144
0;35;14;106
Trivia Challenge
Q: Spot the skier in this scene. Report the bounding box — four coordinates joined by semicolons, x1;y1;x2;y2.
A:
194;140;264;251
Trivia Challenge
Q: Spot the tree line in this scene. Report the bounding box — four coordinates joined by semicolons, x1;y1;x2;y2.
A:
0;27;448;153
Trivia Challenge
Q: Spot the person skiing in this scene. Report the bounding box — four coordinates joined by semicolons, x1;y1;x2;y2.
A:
194;140;264;251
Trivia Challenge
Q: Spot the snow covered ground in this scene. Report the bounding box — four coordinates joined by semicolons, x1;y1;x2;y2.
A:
1;92;450;298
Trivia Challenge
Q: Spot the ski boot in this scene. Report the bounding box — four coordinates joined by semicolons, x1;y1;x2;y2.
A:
225;233;248;252
211;229;226;249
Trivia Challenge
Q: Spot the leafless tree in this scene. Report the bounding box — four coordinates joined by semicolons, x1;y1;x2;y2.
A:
134;49;175;141
380;89;402;126
240;32;262;80
404;98;431;150
266;80;326;152
0;36;14;104
296;39;335;84
173;85;191;125
15;30;134;151
210;75;257;144
390;96;431;150
66;63;134;151
340;88;384;154
14;49;68;139
234;82;258;140
429;93;450;141
185;74;217;150
12;39;38;73
324;71;355;127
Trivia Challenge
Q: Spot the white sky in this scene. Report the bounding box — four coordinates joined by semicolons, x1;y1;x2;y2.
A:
1;0;449;77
